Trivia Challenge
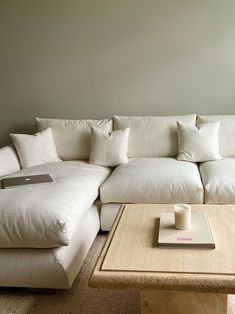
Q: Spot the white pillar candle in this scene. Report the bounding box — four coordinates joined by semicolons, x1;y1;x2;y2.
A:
174;204;191;230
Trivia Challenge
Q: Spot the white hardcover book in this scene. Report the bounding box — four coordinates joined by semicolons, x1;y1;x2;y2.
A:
158;212;215;249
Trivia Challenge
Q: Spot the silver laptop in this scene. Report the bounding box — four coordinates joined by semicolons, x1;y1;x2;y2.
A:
2;174;54;189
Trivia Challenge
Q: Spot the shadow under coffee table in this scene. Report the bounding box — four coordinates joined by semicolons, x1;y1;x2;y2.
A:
89;204;235;314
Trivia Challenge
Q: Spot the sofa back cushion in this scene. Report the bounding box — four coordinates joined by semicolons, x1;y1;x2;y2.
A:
114;115;196;157
197;115;235;157
36;117;112;160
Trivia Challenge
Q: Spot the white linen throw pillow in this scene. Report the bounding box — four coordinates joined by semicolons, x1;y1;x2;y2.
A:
89;127;130;167
11;128;61;168
177;121;222;162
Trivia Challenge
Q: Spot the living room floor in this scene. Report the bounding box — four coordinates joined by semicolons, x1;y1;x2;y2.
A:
0;233;139;314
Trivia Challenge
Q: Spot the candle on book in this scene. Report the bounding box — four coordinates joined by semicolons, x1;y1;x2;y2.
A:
174;204;191;230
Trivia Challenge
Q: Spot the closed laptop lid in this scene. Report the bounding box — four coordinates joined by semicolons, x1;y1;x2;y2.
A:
2;174;54;189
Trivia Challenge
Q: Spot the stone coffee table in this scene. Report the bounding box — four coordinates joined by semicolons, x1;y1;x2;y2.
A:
89;204;235;314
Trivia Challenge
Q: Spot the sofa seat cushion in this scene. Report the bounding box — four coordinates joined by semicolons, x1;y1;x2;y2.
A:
199;158;235;203
100;158;203;203
0;204;100;289
0;161;111;248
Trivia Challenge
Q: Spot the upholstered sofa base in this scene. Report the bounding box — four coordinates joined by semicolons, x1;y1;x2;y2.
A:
0;204;100;289
100;204;121;231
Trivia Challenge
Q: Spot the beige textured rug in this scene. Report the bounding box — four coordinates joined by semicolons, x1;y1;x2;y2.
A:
0;233;234;314
0;234;139;314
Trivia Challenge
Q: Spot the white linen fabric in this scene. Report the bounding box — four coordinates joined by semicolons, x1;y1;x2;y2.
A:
100;158;203;204
89;127;129;167
0;145;21;177
199;159;235;203
100;204;122;231
177;121;222;162
197;115;235;157
0;161;111;248
113;115;196;157
36;117;112;160
10;128;61;168
0;204;100;289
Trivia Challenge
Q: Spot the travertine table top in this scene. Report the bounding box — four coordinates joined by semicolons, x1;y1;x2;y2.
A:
89;204;235;293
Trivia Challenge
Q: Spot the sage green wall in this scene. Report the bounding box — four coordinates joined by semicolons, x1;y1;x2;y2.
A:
1;0;235;147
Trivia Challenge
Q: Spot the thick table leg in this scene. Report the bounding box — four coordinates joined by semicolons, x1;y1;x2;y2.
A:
140;290;228;314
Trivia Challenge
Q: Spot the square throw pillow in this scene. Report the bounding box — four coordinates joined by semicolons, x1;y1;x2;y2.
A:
11;128;61;168
197;115;235;157
89;127;130;167
177;121;222;162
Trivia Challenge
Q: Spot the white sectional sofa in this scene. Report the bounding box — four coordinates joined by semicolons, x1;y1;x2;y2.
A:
0;114;234;289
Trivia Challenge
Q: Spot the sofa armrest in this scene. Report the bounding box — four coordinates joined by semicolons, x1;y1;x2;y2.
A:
0;145;21;177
